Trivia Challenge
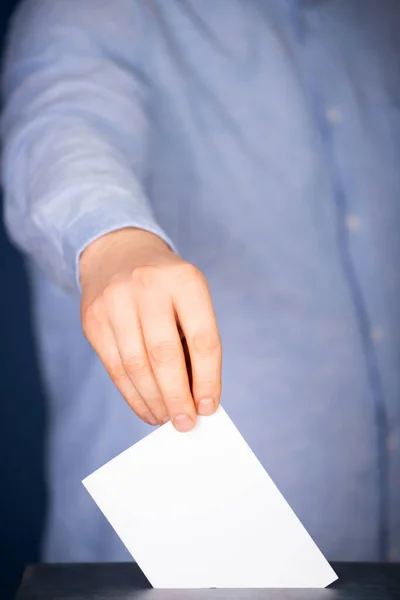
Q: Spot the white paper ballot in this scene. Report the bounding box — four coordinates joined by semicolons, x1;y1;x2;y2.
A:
83;406;337;589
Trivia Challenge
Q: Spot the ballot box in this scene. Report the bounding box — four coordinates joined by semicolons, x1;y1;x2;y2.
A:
13;561;400;600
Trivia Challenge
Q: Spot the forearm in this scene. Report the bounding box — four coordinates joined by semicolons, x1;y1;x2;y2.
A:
1;0;174;291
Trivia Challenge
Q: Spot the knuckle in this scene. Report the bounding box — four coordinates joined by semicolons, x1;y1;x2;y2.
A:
174;262;203;285
145;397;164;414
198;378;220;391
81;299;102;335
163;394;189;410
131;265;158;288
108;361;129;384
149;340;180;365
102;277;130;303
121;355;150;376
129;397;146;414
192;331;221;357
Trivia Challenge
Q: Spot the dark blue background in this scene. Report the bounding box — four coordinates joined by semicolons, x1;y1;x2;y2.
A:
0;3;47;598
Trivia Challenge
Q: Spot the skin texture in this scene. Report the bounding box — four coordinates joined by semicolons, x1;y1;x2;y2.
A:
79;228;222;432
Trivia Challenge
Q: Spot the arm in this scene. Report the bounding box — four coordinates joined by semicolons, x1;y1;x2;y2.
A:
1;0;173;291
1;0;222;431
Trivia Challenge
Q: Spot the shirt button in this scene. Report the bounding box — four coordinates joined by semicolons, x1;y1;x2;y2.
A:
371;326;383;342
325;106;342;124
345;214;361;231
386;434;398;452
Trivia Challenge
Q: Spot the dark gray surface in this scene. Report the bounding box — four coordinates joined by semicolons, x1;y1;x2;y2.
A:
13;562;400;600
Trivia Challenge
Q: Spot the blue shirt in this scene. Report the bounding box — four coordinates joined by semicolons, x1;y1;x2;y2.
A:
1;0;400;563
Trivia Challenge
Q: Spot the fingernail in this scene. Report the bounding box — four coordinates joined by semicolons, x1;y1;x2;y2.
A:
146;412;159;426
174;414;194;432
198;398;215;416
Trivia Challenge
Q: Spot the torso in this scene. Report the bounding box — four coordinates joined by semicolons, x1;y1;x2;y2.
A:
33;0;400;561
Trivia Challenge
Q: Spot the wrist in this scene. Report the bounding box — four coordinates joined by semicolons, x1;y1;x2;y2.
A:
79;227;170;288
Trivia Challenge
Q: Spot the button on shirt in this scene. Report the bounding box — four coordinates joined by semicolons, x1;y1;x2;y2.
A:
1;0;399;562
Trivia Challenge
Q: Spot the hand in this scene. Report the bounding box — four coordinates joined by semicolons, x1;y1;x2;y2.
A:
79;228;222;432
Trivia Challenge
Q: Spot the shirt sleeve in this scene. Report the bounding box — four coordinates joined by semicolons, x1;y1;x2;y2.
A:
0;0;176;292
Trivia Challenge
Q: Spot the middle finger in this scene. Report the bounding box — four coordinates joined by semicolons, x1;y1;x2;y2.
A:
139;292;196;432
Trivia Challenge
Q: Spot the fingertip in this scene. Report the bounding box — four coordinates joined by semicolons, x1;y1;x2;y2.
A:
173;413;196;433
197;397;216;416
145;411;159;426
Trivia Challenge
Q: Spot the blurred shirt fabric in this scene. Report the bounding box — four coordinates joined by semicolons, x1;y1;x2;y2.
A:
1;0;400;563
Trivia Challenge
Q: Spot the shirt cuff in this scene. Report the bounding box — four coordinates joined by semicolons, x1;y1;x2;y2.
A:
61;205;178;293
